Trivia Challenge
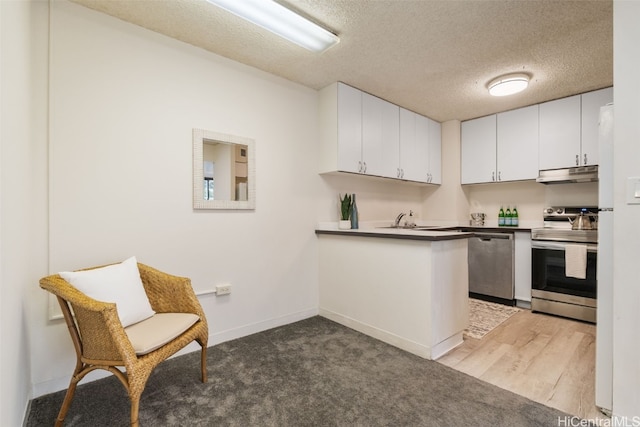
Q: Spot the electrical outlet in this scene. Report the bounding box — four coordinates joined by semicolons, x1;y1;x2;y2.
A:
215;284;232;296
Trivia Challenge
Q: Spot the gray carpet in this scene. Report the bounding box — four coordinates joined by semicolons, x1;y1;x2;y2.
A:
26;316;569;426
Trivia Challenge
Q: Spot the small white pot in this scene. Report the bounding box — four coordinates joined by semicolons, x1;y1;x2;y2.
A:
338;220;351;230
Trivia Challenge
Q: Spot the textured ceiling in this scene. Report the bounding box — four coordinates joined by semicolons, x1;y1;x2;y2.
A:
70;0;613;122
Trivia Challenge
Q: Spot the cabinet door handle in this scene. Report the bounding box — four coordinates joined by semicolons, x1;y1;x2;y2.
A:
492;171;495;182
498;171;501;181
401;168;404;178
584;154;587;165
397;167;401;178
363;162;367;173
576;154;579;166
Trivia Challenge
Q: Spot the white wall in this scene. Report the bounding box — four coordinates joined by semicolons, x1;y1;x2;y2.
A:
612;0;640;419
31;0;328;396
0;0;49;424
7;0;637;421
25;0;432;400
421;120;470;222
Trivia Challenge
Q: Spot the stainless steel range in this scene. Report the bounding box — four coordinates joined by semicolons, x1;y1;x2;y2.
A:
531;207;598;323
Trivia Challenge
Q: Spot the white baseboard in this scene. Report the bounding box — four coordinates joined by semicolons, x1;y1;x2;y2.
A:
319;308;433;359
31;369;112;399
207;308;318;346
430;332;463;360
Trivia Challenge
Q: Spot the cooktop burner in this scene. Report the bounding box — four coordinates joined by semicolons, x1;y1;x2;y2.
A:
532;206;599;243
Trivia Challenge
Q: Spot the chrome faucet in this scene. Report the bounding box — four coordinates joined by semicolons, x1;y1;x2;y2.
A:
394;212;406;227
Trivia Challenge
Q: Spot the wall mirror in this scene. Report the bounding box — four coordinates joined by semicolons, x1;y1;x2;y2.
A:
193;128;255;209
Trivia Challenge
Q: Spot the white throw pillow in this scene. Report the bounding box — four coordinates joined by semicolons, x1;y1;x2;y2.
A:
59;256;155;327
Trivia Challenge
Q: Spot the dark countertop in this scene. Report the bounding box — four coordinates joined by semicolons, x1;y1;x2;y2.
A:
456;226;533;232
315;228;473;242
315;223;533;242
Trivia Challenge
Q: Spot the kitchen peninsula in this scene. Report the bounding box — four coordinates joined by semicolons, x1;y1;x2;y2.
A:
316;227;471;360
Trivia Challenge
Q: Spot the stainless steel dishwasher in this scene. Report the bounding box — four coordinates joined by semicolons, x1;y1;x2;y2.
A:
468;232;515;304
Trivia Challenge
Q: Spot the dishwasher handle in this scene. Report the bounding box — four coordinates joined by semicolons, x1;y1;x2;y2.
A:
473;232;513;241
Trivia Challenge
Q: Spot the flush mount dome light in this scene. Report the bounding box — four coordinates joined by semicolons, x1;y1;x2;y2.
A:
488;73;530;97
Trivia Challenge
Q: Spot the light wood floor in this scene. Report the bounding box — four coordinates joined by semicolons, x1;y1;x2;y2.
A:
437;308;607;421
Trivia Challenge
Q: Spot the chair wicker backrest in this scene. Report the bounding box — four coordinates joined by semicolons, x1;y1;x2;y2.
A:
40;262;208;427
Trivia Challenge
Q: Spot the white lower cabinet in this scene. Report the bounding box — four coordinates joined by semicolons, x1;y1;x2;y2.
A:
514;232;532;303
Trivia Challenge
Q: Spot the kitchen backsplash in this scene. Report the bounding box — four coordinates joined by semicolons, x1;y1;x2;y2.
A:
320;167;598;224
461;180;598;223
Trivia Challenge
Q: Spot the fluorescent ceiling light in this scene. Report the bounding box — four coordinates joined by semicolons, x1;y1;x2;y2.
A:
207;0;340;53
488;73;530;96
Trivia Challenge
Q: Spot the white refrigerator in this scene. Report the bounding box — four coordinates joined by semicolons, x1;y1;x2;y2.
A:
595;103;613;413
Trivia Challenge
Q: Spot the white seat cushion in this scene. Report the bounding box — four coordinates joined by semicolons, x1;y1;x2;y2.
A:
125;313;199;355
59;256;155;327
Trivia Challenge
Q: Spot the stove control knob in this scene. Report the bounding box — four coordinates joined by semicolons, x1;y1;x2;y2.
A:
556;208;563;214
546;208;554;214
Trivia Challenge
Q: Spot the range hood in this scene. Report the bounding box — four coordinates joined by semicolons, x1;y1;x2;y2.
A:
536;165;599;184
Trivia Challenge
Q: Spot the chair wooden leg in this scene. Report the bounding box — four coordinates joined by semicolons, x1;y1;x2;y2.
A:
130;396;140;427
55;374;82;427
201;346;207;383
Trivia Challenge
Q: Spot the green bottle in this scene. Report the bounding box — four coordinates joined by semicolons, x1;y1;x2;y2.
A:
512;206;519;227
498;206;505;226
505;206;512;226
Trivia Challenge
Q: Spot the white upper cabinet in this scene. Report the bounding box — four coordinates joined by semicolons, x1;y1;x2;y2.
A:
497;105;539;181
461;105;539;184
364;93;400;178
539;87;613;170
380;100;401;179
320;82;440;184
581;87;614;167
361;92;384;176
461;114;497;184
336;83;363;173
398;109;440;183
399;108;423;182
428;118;442;184
539;94;581;170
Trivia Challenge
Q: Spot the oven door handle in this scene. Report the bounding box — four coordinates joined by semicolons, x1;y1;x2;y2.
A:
532;241;598;252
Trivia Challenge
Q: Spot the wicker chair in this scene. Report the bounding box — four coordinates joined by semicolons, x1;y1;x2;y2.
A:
39;262;208;427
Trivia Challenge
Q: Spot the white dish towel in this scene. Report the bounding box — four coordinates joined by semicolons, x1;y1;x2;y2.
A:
565;244;587;279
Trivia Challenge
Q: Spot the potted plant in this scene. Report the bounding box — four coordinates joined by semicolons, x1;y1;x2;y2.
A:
339;194;352;229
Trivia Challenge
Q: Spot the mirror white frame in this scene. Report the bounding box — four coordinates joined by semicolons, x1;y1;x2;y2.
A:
193;128;256;210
